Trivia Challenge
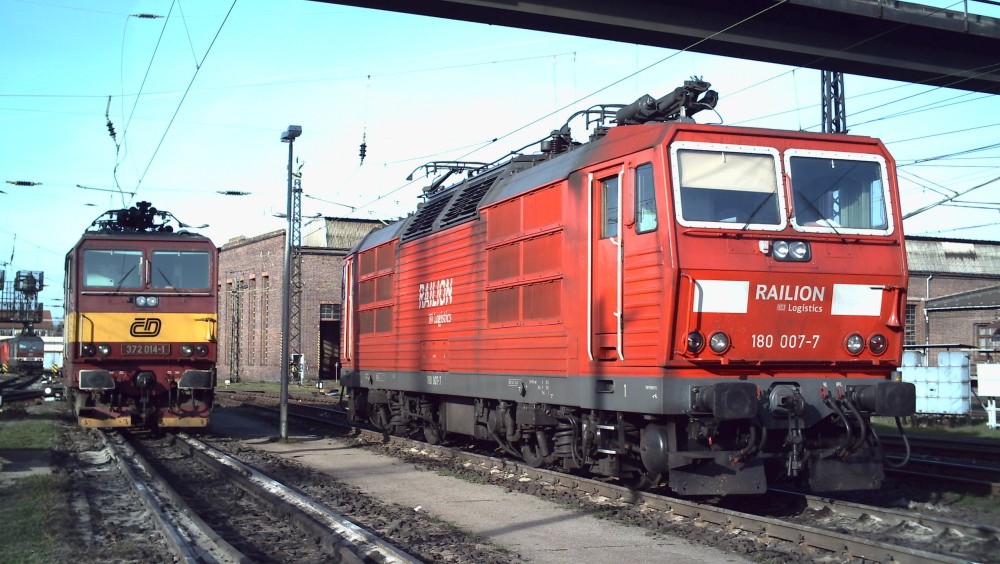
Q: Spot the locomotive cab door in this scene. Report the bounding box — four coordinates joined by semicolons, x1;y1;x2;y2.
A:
589;156;662;363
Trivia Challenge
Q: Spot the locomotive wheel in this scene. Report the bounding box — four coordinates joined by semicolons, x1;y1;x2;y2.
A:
520;442;546;468
370;404;391;432
423;422;442;445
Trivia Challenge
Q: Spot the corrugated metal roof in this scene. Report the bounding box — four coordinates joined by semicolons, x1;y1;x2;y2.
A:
906;236;1000;275
926;284;1000;309
324;218;384;249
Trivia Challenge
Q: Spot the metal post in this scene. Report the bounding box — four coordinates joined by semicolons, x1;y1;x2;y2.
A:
821;70;847;134
279;125;302;440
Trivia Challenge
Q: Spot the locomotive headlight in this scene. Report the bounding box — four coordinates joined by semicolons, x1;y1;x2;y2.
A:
789;241;811;261
772;240;789;259
97;344;112;357
709;332;731;354
687;332;705;353
180;344;194;357
868;333;888;355
194;344;209;356
81;344;96;357
146;296;159;307
135;296;147;306
845;333;865;355
771;240;811;262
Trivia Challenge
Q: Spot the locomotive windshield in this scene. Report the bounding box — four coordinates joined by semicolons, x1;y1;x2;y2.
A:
787;151;889;232
673;145;783;229
82;249;142;288
151;251;211;290
17;339;43;354
81;249;212;290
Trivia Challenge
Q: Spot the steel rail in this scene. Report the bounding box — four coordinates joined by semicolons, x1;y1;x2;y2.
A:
100;430;248;564
176;432;421;564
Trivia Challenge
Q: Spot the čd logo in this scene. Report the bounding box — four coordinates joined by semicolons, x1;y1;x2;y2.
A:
130;318;162;337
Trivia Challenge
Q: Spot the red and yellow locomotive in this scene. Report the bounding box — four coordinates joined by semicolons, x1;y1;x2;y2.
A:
64;202;218;428
341;80;915;494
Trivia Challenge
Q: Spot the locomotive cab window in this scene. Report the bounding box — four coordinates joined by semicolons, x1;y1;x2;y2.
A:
601;174;620;239
152;251;211;290
672;143;784;230
786;150;891;234
635;163;657;233
82;249;143;288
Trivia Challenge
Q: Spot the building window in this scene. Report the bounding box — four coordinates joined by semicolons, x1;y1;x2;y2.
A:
320;303;341;321
904;303;917;346
248;278;257;365
976;323;998;354
261;275;269;365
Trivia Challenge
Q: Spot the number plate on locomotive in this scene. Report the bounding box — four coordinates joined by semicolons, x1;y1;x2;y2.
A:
121;344;171;356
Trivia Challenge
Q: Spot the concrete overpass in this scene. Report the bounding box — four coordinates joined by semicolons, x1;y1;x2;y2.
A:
312;0;1000;93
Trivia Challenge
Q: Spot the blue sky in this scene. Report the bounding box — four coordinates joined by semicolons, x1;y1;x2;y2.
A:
2;0;1000;319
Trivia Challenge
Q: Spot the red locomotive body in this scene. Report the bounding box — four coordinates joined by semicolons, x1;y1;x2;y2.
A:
341;81;915;494
1;332;45;376
63;203;218;428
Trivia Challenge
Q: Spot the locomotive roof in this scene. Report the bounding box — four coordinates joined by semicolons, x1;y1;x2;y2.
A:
68;201;216;258
350;120;887;256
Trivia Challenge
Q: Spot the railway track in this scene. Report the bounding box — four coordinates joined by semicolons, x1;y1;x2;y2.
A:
223;394;998;563
220;390;1000;497
880;433;1000;495
100;428;418;563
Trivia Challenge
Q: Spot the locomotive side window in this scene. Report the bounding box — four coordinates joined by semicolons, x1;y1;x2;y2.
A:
634;163;657;233
601;175;619;238
672;145;783;230
82;249;142;288
151;251;211;290
787;152;890;233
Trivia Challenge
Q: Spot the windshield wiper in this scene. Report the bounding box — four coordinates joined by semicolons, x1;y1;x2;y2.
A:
740;194;776;231
796;193;843;236
155;268;182;293
114;265;139;292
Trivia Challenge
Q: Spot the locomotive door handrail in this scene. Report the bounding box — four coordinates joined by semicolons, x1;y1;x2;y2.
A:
611;167;624;361
676;273;695;357
587;167;625;362
344;261;353;361
587;172;594;362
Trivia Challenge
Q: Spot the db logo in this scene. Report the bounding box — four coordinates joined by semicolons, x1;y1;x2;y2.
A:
130;318;162;337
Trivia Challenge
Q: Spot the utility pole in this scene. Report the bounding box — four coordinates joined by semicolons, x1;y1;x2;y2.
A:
289;163;304;385
821;70;847;133
279;125;302;441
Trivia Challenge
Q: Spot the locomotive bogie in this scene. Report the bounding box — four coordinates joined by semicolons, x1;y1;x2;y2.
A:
341;83;915;495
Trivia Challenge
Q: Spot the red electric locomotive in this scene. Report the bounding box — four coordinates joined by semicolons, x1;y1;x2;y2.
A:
64;202;218;428
0;331;45;376
340;80;915;495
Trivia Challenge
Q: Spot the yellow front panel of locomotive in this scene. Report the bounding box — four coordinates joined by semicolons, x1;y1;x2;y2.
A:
66;312;218;343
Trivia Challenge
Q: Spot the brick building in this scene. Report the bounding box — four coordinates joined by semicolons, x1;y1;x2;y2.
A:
217;218;383;383
905;236;1000;365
